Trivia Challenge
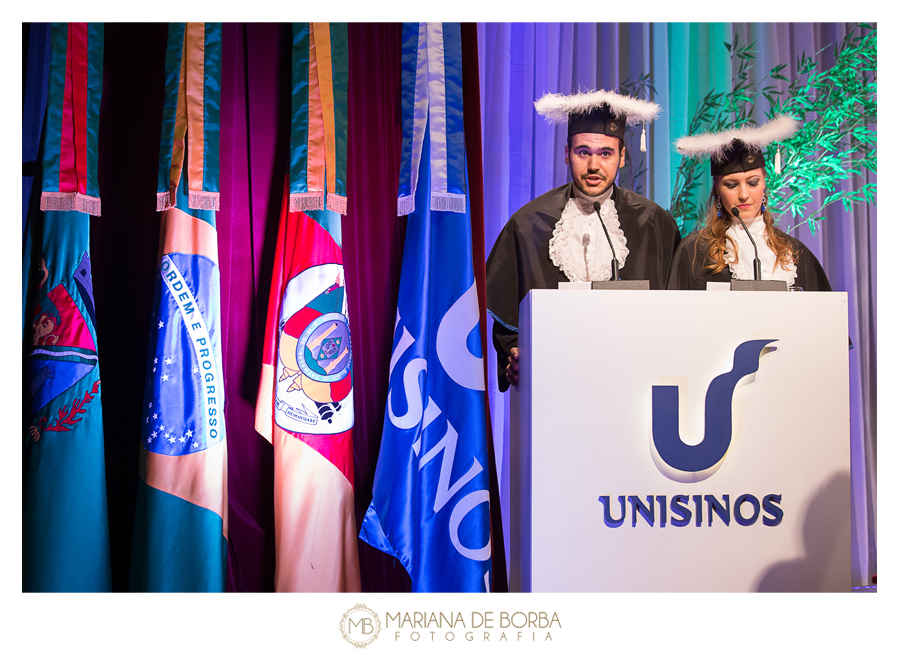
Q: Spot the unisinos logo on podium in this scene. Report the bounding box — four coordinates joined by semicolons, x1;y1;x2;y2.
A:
652;339;777;478
599;339;785;530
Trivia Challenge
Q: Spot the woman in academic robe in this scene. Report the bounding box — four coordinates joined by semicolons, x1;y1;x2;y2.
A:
667;116;831;292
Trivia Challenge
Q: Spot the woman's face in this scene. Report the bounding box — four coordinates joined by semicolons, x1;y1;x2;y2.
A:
714;168;765;221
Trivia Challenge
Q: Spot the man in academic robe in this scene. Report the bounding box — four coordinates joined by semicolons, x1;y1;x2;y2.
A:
486;90;681;391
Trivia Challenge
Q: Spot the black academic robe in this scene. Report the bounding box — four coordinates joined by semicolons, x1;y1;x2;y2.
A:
667;229;832;292
485;183;681;391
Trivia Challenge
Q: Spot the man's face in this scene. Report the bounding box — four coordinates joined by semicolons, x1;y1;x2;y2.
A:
565;133;625;197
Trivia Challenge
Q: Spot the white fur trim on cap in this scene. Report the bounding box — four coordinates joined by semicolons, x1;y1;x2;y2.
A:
534;89;661;126
675;115;799;160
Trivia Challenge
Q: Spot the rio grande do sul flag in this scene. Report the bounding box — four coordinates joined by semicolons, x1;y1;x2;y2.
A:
255;180;360;592
23;209;111;592
129;172;228;592
359;124;493;592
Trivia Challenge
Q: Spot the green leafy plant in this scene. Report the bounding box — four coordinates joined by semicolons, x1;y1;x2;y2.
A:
670;24;876;235
763;26;876;233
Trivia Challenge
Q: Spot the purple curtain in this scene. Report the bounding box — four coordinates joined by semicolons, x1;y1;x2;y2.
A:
217;23;286;592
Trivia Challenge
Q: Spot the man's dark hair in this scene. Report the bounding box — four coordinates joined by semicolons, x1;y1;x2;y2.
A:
566;134;626;154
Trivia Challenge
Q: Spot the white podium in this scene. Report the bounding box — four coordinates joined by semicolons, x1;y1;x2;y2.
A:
510;289;850;592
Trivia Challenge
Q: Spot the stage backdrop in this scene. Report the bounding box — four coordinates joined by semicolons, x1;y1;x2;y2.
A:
22;22;875;591
477;22;876;588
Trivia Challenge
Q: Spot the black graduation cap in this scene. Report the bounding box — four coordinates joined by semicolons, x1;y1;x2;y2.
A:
535;89;660;145
675;115;799;176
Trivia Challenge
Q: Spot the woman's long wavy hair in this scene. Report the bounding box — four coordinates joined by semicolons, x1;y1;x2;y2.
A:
696;176;797;275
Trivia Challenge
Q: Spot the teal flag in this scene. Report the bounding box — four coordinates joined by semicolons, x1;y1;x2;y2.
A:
23;209;111;592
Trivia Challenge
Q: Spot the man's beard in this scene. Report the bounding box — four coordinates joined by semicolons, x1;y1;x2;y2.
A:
572;170;613;198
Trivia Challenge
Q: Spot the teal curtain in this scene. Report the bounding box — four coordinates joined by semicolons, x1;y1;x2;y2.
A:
665;23;732;232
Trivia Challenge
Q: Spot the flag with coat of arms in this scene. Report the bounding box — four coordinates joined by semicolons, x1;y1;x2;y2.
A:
254;180;361;592
23;208;112;592
254;21;359;592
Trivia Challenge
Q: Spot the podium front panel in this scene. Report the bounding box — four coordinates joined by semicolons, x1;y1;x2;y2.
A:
511;290;850;592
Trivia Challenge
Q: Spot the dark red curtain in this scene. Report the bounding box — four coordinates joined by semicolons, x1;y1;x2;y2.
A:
217;23;287;593
92;22;168;591
343;23;412;593
461;23;508;593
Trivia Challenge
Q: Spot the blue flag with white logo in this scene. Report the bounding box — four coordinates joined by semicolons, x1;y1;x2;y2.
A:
359;126;493;592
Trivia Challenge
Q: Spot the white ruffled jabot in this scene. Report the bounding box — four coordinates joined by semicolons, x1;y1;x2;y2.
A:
549;188;628;282
724;216;797;286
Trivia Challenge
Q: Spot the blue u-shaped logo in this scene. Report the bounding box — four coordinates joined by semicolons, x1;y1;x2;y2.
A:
652;339;778;474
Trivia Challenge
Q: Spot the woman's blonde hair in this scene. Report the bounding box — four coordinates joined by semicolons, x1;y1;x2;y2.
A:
696;181;797;275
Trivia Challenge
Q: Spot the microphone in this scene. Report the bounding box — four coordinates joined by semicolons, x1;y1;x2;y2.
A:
730;206;762;281
593;201;619;281
582;233;591;280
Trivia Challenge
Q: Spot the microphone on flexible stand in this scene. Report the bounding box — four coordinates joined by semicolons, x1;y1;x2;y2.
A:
582;233;591;280
730;206;762;281
593;201;619;281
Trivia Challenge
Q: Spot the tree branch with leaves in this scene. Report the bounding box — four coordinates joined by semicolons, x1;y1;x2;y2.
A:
668;24;876;235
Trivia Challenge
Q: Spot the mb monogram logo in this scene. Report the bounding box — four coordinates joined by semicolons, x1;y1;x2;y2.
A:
651;339;777;479
340;604;382;648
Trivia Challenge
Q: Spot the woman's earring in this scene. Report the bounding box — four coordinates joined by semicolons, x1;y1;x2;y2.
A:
716;197;723;218
760;191;768;214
